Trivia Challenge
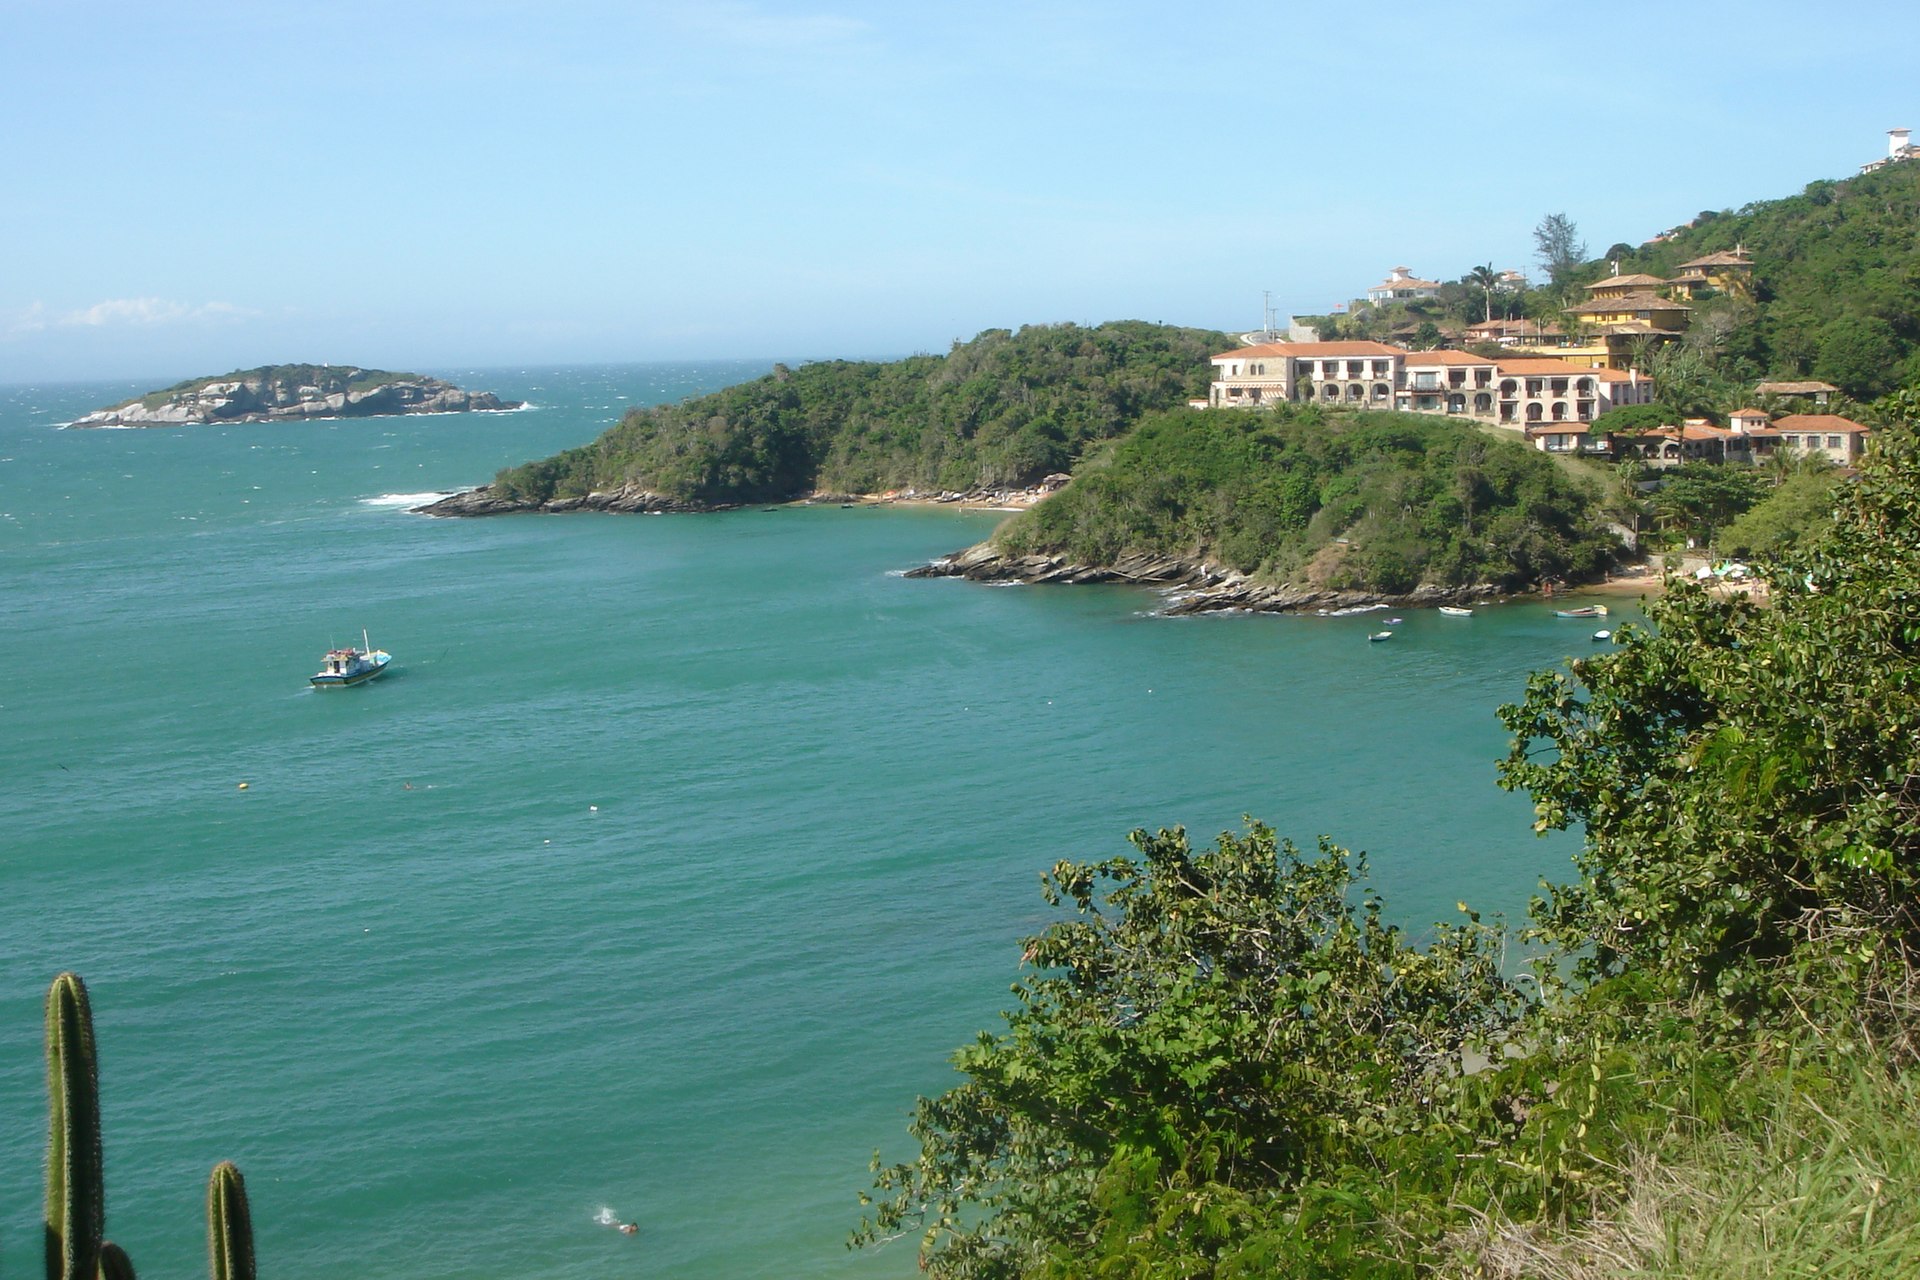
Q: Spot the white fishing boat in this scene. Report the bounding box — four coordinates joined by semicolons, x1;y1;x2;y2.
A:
1368;631;1393;643
1438;606;1473;617
1593;629;1613;643
311;630;392;688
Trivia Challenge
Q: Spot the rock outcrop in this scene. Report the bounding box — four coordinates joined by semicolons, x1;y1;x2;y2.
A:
412;482;732;517
906;541;1503;615
68;365;523;428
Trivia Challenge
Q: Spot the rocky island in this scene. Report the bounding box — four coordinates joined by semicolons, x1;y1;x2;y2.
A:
67;364;523;428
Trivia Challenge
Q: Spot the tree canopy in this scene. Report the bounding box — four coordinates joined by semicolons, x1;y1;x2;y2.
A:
487;322;1226;505
860;389;1920;1276
994;405;1619;593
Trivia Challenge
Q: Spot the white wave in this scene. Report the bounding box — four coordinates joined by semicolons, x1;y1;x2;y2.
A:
359;491;457;509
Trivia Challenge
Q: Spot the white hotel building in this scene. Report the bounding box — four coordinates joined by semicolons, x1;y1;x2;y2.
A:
1206;340;1655;429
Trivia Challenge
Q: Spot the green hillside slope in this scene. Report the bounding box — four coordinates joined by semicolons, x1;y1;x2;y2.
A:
490;321;1226;505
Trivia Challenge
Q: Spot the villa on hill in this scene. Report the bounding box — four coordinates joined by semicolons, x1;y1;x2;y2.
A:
1861;127;1918;174
1365;267;1443;304
1206;340;1655;428
1598;408;1873;468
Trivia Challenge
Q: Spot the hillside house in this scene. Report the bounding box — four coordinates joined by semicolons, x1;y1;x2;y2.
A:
1365;267;1443;304
1860;127;1917;175
1756;379;1838;407
1773;413;1873;466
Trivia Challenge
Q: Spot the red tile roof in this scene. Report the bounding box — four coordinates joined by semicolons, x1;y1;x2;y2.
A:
1402;349;1495;365
1494;357;1603;376
1213;340;1403;360
1773;413;1872;434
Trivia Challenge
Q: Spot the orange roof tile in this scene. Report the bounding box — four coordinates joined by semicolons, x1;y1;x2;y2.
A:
1402;349;1495;366
1494;358;1603;376
1214;341;1403;360
1773;413;1872;434
1211;342;1293;361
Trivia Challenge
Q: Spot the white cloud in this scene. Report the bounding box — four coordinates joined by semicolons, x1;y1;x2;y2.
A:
5;302;50;336
57;297;256;328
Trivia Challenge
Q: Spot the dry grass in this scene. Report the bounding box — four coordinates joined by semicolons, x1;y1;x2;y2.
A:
1445;1063;1920;1279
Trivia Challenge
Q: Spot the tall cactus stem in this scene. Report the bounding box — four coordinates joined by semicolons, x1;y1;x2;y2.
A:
46;971;104;1280
207;1161;256;1280
97;1241;137;1280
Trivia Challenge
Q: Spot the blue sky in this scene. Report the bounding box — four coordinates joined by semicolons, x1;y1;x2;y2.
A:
2;0;1915;382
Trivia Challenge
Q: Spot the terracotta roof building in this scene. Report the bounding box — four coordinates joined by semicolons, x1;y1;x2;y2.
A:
1773;413;1873;466
1207;343;1656;425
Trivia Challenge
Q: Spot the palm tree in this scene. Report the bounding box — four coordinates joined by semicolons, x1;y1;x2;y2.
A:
1466;263;1500;324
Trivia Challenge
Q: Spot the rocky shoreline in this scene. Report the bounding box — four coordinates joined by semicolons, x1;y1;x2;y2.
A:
412;483;729;517
905;541;1505;616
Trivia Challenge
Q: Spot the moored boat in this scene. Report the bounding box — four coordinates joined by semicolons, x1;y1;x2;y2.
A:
1593;629;1613;642
311;630;392;688
1438;606;1473;617
1554;604;1609;619
1368;630;1393;643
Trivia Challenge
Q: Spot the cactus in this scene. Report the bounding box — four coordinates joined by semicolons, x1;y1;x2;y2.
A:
97;1241;137;1280
207;1161;255;1280
46;971;104;1280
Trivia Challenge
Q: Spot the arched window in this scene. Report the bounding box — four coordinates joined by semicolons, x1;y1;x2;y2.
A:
1526;403;1544;421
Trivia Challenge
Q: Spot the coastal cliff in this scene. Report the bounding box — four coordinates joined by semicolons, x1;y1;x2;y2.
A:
906;541;1500;614
413;483;726;517
68;364;522;428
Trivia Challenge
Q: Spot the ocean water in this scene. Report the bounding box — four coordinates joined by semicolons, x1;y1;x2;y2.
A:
0;363;1623;1278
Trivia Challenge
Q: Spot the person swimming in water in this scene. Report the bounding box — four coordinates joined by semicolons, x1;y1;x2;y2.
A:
618;1223;638;1236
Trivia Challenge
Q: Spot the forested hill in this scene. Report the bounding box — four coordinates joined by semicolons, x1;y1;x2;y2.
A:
922;404;1619;604
484;321;1226;506
1613;160;1920;396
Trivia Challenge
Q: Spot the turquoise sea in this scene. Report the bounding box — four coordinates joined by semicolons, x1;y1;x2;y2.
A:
0;364;1628;1278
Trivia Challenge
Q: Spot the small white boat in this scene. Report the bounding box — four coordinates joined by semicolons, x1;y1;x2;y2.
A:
1592;629;1613;643
1438;606;1473;617
1368;631;1393;643
311;630;392;688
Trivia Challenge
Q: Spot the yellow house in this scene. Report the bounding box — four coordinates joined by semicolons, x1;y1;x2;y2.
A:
1668;247;1754;299
1584;272;1667;301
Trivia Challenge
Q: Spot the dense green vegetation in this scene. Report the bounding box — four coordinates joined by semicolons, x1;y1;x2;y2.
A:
993;404;1618;592
488;322;1225;505
1619;165;1920;399
1304;164;1920;403
858;390;1920;1276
